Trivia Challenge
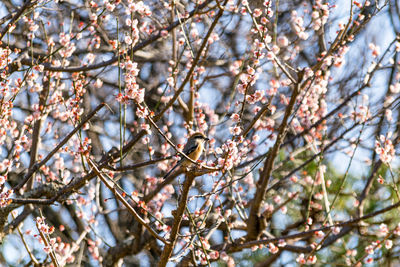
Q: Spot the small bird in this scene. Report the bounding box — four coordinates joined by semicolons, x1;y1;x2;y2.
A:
163;132;209;179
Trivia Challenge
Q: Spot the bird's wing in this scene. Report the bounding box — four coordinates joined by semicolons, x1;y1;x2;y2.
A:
182;143;198;159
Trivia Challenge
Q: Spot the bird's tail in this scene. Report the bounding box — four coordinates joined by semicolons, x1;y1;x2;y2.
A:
162;163;179;180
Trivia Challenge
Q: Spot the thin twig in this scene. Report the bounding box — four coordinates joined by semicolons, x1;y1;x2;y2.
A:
12;212;40;266
36;220;60;267
87;158;170;245
16;0;214;73
0;0;37;40
14;103;105;191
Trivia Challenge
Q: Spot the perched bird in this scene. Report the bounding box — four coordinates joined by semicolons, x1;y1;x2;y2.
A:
163;132;209;179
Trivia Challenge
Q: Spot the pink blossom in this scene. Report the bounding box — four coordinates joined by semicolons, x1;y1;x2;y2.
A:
307;255;317;264
332;226;341;235
385;240;393;249
229;126;242;136
220;251;229;261
277;36;288;47
390;83;400;93
365;244;374;255
375;134;395;164
253;9;262;17
268;243;279;254
315;231;325;238
209;250;219;259
296;253;306;264
369;43;380;57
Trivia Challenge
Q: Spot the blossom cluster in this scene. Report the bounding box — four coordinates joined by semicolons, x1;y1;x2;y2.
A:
375;133;395;164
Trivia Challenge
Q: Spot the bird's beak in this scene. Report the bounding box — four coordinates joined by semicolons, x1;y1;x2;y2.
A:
205;137;210;141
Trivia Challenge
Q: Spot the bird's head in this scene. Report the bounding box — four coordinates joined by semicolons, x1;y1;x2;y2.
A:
190;132;209;142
